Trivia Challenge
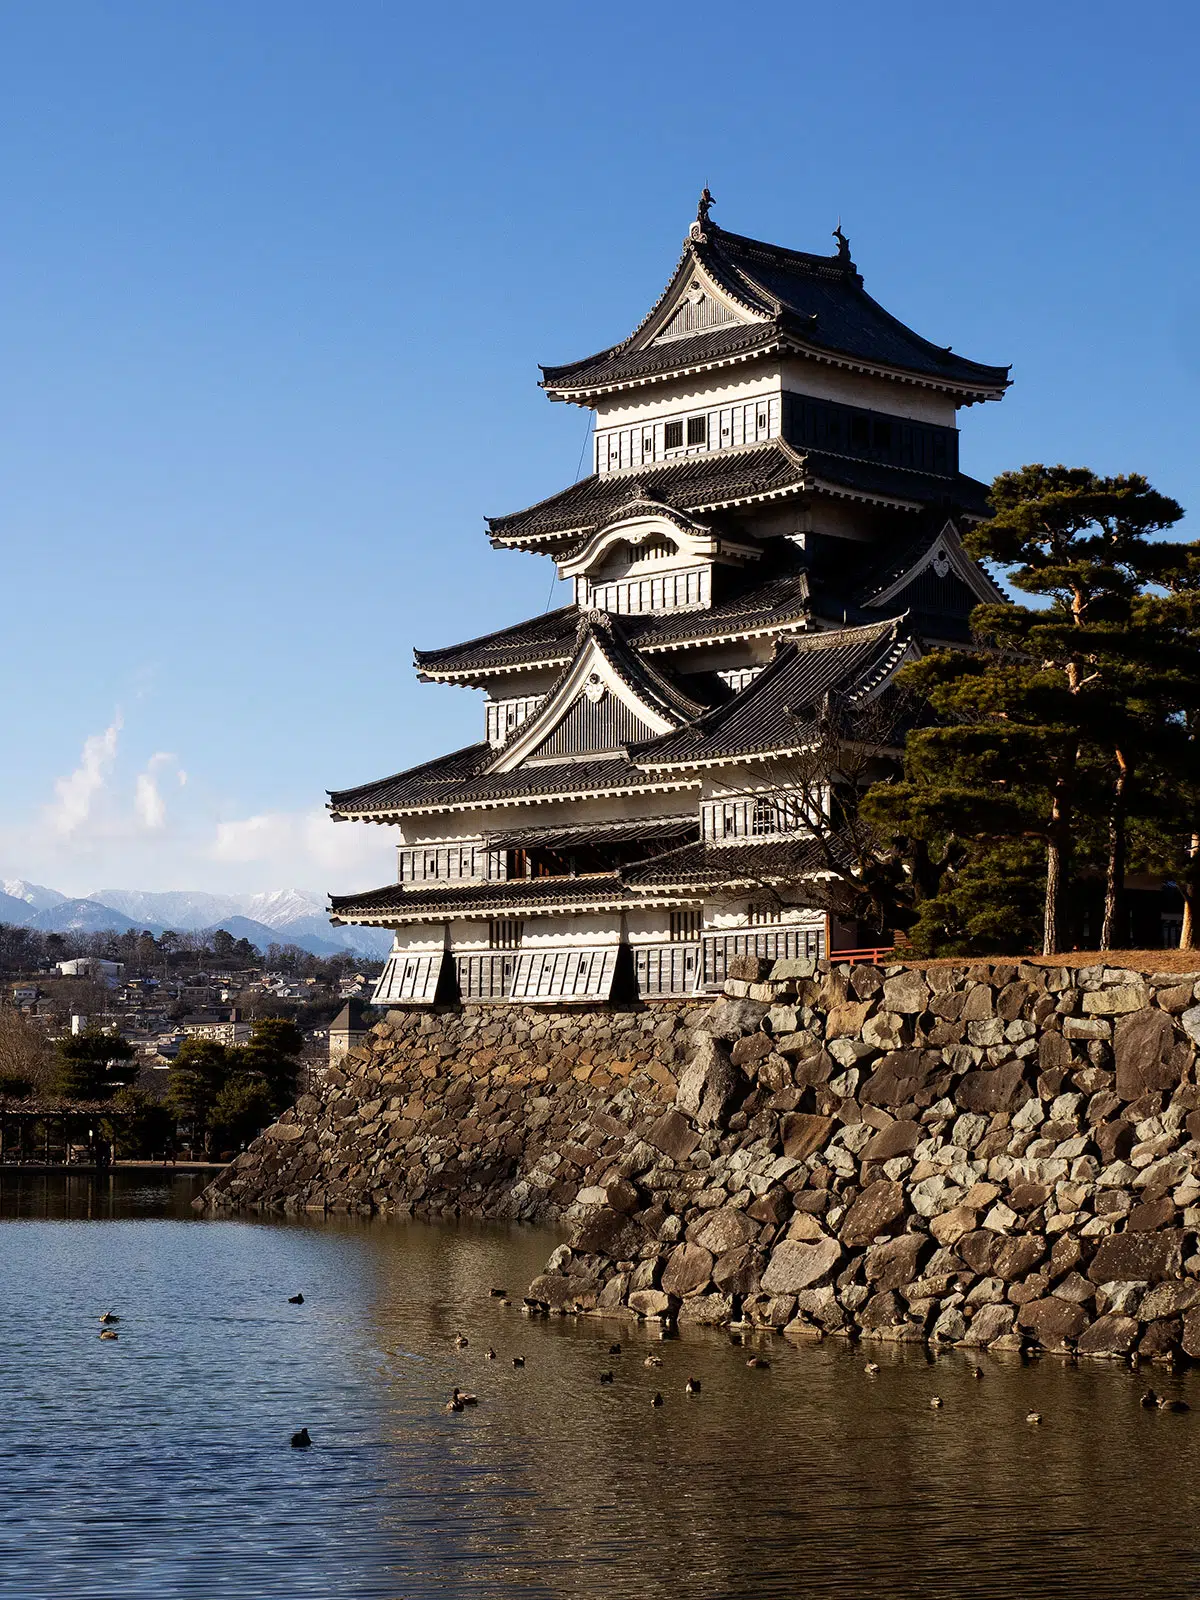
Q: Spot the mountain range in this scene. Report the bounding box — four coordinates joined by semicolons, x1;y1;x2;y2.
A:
0;879;390;959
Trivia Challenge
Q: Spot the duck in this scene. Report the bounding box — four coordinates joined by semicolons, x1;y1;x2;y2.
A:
1158;1396;1190;1413
643;1355;663;1368
512;1355;525;1368
490;1287;507;1298
929;1396;943;1409
746;1356;770;1370
99;1330;118;1341
451;1388;478;1406
290;1428;312;1448
288;1294;304;1305
650;1392;664;1408
864;1362;880;1377
969;1365;984;1381
1026;1412;1042;1425
484;1348;497;1361
600;1371;615;1385
454;1334;469;1349
445;1395;464;1413
609;1343;622;1355
99;1312;120;1324
1140;1390;1159;1409
685;1378;701;1395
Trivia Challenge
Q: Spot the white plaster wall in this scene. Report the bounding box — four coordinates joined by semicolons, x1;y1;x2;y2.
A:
779;357;961;424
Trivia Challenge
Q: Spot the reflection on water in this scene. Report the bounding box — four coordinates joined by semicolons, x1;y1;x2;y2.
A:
2;1177;1199;1599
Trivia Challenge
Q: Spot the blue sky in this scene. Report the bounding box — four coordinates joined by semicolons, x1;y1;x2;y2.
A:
1;0;1196;897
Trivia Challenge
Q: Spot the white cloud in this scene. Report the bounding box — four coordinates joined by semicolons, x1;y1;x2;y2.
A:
210;808;386;889
45;714;123;837
133;752;182;831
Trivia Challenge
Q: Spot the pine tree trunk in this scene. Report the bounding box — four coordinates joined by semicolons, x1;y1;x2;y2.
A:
1100;752;1129;951
1043;778;1072;956
1182;833;1200;949
1044;836;1063;956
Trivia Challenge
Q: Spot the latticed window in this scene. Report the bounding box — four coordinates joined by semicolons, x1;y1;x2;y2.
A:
751;797;777;836
747;902;783;926
686;415;707;446
669;910;701;942
488;919;524;950
664;420;684;449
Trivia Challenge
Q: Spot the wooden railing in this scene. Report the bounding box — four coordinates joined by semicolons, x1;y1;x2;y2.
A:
829;945;897;963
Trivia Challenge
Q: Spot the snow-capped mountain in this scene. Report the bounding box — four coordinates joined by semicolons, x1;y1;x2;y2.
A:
0;881;390;957
2;879;68;911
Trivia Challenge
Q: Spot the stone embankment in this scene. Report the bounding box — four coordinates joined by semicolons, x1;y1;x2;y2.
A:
201;957;1200;1362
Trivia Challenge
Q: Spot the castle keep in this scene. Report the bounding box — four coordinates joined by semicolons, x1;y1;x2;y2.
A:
328;196;1008;1007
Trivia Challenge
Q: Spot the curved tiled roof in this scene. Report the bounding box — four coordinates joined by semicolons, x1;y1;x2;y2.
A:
328;747;698;818
329;875;639;923
414;569;813;680
540;221;1009;399
622;834;852;891
488;441;990;546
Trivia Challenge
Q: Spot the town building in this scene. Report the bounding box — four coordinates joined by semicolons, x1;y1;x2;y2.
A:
328;197;1008;1005
329;998;370;1064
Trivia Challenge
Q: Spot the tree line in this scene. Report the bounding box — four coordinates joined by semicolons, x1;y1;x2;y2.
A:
0;1012;305;1159
0;921;371;981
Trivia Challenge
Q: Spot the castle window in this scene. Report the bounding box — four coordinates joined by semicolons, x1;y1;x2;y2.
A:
747;902;783;926
670;910;701;942
687;415;707;446
751;796;777;836
664;420;684;449
488;919;524;950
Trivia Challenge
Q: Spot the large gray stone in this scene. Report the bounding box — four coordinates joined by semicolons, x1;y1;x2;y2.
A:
761;1235;843;1294
1088;1230;1188;1285
690;1207;760;1255
840;1180;906;1247
675;1035;743;1128
661;1242;714;1297
700;996;770;1042
1113;1009;1182;1099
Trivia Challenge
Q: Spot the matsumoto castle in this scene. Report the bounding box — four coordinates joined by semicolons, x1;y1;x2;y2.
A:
329;196;1009;1007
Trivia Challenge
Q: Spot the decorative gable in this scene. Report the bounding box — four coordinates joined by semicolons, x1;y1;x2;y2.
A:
487;614;706;774
653;287;740;343
861;520;1005;613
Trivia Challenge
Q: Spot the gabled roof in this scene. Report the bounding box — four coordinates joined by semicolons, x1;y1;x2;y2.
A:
857;518;1006;610
629;616;912;770
414;568;813;682
489;611;710;772
539;211;1009;402
488;440;991;548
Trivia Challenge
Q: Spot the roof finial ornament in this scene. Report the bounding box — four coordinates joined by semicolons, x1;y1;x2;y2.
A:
689;186;715;242
833;219;852;266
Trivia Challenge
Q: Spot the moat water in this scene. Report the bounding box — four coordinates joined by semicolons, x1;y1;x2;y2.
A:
2;1171;1200;1599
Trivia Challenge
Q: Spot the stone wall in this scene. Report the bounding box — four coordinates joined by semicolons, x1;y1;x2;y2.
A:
200;957;1200;1362
197;1002;699;1220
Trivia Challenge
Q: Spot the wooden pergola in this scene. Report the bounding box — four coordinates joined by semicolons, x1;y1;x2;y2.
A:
0;1097;130;1166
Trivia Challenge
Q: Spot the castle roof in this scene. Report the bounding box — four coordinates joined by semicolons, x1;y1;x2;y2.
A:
629;616;912;771
414;567;813;682
328;748;698;819
539;215;1009;403
487;440;991;549
621;832;853;891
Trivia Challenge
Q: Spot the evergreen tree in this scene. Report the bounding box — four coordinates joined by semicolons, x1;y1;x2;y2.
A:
54;1030;138;1101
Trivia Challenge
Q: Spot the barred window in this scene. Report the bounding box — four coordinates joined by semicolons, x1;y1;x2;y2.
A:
747;902;782;926
751;797;777;836
488;919;524;950
664;420;684;449
686;415;707;446
669;910;701;942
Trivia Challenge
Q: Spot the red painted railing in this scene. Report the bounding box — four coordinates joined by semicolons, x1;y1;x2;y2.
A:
828;946;897;963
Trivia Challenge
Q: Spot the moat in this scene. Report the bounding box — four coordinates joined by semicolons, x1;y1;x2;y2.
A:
2;1172;1199;1599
